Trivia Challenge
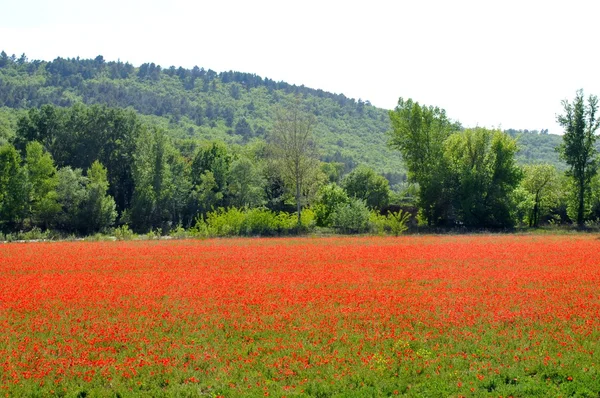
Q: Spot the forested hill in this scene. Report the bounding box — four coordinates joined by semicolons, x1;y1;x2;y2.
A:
0;53;402;175
0;52;565;174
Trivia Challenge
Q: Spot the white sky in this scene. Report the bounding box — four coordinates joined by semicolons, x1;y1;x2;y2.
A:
2;0;599;134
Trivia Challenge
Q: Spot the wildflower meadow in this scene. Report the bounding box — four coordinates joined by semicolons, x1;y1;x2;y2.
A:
1;235;599;396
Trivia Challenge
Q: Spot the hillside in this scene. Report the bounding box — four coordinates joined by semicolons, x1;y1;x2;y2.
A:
0;52;567;176
0;54;403;176
505;129;565;171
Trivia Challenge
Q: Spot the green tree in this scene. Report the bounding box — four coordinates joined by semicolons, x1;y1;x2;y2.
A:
15;105;64;155
0;144;28;230
321;162;345;184
15;104;142;214
269;102;320;224
389;98;459;225
342;165;390;209
444;128;521;228
330;198;371;234
83;161;117;233
557;89;600;226
130;128;174;232
234;118;253;140
191;141;231;209
55;167;88;232
519;164;560;227
313;183;349;227
194;171;222;215
167;151;193;227
25;141;60;229
228;157;266;208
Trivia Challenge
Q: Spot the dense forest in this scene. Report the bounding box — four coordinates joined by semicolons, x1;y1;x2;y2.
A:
0;51;597;237
0;52;402;177
0;52;566;173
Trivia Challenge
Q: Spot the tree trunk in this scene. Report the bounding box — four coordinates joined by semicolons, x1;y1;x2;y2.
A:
296;179;301;226
532;192;539;227
577;177;585;227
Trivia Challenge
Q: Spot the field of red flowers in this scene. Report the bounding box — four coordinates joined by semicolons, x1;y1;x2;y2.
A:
1;235;600;396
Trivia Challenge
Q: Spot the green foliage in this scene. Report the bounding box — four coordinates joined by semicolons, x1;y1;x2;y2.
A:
0;144;28;230
15;104;142;213
386;210;411;236
269;101;321;224
313;183;349;227
55;166;87;231
342;165;390;209
330;198;371;234
191;141;231;194
321;161;345;184
169;224;188;239
0;107;22;145
518;164;561;227
130;128;180;232
556;89;600;226
83;161;117;233
0;53;404;177
0;54;593;234
444;128;522;228
389;98;459;225
505;129;565;170
193;207;315;237
369;210;411;235
25;141;60;228
227;156;265;208
114;224;134;241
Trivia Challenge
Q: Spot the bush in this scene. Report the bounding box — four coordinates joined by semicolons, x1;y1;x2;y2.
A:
192;207;316;237
114;225;134;241
242;208;280;236
387;210;410;236
204;207;245;236
169;224;188;239
370;210;411;235
369;211;388;235
331;198;371;234
313;184;349;227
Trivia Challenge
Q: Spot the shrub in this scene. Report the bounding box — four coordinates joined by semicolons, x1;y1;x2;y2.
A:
204;207;245;236
169;224;188;239
241;208;280;236
313;184;349;227
330;198;371;234
387;210;410;236
192;207;316;237
369;211;388;235
114;225;134;241
369;210;411;235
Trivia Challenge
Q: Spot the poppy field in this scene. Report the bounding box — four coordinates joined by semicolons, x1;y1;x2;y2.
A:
1;235;600;397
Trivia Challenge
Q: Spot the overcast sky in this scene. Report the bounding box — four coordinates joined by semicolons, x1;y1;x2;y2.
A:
2;0;599;134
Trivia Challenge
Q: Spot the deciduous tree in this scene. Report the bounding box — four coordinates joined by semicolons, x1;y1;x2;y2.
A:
342;165;390;209
389;98;459;225
0;144;28;230
25;141;60;228
519;164;560;227
557;89;600;226
269;102;320;224
444;128;521;227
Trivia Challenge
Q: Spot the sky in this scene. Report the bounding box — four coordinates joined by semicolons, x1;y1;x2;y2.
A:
2;0;599;134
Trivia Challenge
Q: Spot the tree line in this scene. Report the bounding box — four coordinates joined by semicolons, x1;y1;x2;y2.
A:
1;90;599;238
0;102;404;236
389;90;600;229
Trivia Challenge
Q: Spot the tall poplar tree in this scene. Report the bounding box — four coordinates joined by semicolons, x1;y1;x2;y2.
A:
557;89;600;226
